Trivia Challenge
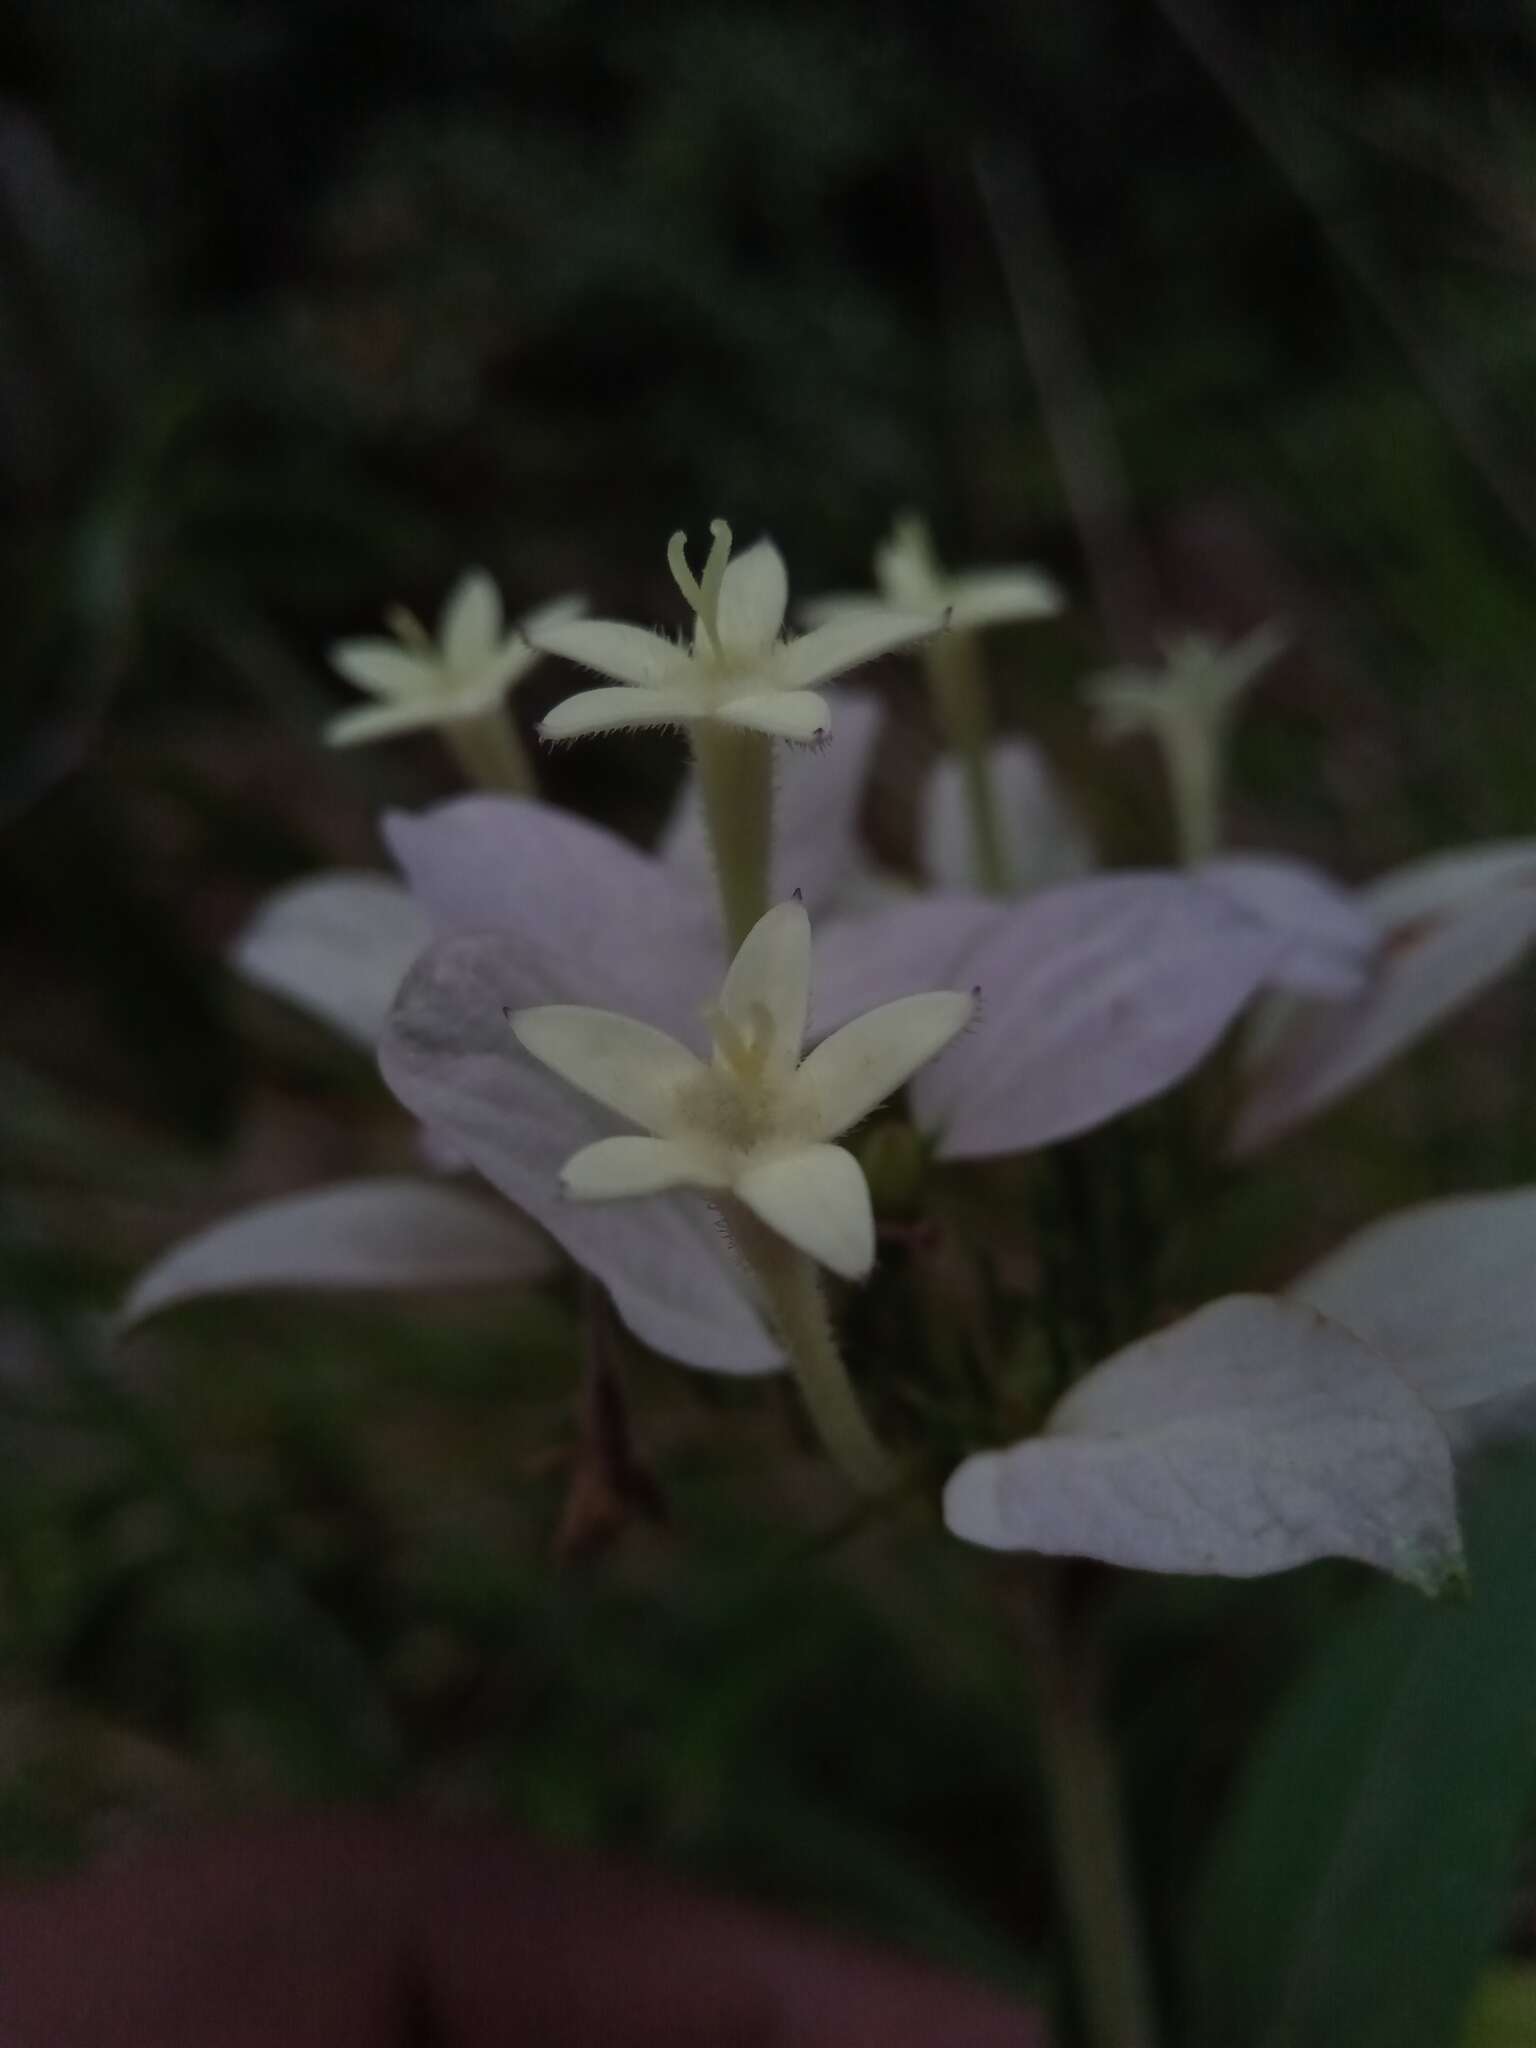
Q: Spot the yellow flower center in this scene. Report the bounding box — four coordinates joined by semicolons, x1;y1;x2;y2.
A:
669;1000;815;1155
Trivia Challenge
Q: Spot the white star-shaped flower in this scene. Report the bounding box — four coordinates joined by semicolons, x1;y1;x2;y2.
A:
531;520;938;745
803;512;1062;634
1085;625;1285;749
1084;623;1287;862
326;571;586;748
509;900;974;1280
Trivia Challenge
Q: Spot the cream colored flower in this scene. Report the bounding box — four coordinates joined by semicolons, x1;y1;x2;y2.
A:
1085;624;1287;863
326;571;585;747
1086;625;1284;748
803;512;1062;634
509;900;974;1279
532;520;936;744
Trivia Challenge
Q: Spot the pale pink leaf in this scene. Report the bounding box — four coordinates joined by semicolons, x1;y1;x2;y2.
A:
233;875;431;1049
121;1177;552;1327
914;875;1279;1157
384;798;719;1032
944;1295;1460;1586
1290;1186;1536;1452
1234;861;1536;1152
1198;854;1376;998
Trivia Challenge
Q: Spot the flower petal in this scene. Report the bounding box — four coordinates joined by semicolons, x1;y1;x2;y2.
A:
120;1177;551;1327
1362;840;1536;925
326;698;451;747
383;797;717;1032
440;568;502;670
946;567;1063;630
1233;861;1536;1153
1290;1187;1536;1452
1085;671;1162;739
775;609;938;690
382;936;780;1373
796;593;888;630
460;637;540;704
511;1006;704;1134
716;538;788;653
531;618;680;688
562;1135;726;1198
1198;855;1376;999
736;1143;876;1280
795;992;975;1140
921;740;1094;894
662;693;884;918
944;1295;1461;1588
541;683;707;740
329;640;432;699
716;690;831;741
233;874;431;1048
517;591;588;637
717;900;812;1069
916;874;1279;1158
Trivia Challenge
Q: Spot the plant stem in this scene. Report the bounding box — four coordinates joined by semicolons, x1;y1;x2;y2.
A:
442;705;537;794
1029;1569;1159;2048
924;629;1012;895
729;1204;896;1495
690;724;773;950
1160;712;1221;867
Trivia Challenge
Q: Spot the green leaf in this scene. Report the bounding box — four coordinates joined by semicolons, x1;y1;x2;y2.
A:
1461;1969;1536;2048
1189;1449;1536;2048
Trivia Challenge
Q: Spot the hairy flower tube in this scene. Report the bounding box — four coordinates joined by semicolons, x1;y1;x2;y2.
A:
509;900;974;1281
1084;623;1286;865
326;571;585;750
531;520;936;744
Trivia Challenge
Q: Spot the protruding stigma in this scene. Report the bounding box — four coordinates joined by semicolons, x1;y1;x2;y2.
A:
385;605;433;655
705;997;774;1082
667;520;733;654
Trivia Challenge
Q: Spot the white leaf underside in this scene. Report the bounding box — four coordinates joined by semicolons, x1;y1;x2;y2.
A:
944;1295;1461;1586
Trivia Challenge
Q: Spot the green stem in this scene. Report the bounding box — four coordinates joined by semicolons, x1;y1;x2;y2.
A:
1029;1570;1159;2048
924;629;1012;895
690;723;773;951
442;704;537;795
1160;711;1221;867
730;1205;895;1495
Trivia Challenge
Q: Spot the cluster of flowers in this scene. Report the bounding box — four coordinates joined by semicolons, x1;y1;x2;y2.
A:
126;516;1536;1590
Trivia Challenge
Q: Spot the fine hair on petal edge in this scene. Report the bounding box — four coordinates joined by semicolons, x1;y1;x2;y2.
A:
538;717;696;749
708;1198;759;1288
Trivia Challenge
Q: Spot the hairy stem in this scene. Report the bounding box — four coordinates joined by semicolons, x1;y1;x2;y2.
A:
729;1205;896;1495
1028;1570;1159;2048
924;630;1012;895
690;723;774;951
442;705;536;795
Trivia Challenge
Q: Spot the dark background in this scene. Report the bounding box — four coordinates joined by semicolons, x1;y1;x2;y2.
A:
2;0;1535;2033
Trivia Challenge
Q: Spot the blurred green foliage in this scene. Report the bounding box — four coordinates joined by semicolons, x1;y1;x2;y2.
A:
4;0;1536;2036
1192;1446;1536;2048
